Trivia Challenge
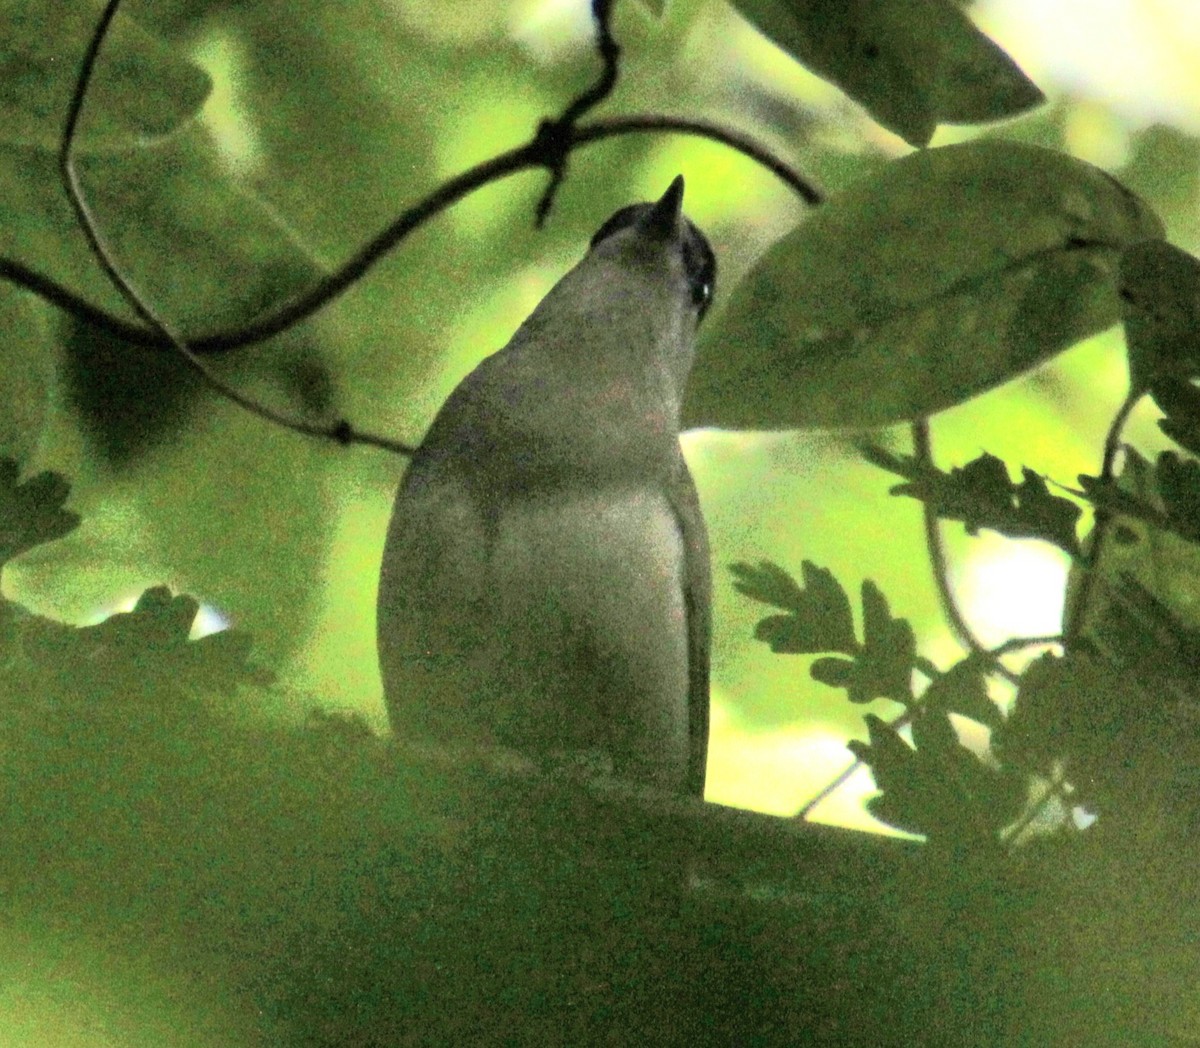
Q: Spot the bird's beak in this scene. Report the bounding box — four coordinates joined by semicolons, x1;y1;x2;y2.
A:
639;174;685;240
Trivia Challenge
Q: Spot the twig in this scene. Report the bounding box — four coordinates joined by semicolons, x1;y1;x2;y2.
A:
584;115;824;206
1002;766;1075;844
989;633;1062;658
58;0;416;455
911;420;1020;685
11;114;822;357
1062;386;1141;643
797;624;1062;823
533;0;622;224
795;757;865;821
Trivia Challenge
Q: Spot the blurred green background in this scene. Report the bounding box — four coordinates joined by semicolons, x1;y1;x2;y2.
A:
5;0;1199;830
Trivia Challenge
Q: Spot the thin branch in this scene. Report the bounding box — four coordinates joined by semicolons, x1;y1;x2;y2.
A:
1062;385;1141;643
989;633;1062;658
910;420;1020;685
1002;766;1076;845
561;0;621;127
1101;385;1141;480
9;114;823;357
796;658;943;821
795;757;865;821
534;0;622;224
32;0;821;454
59;0;415;455
585;115;824;206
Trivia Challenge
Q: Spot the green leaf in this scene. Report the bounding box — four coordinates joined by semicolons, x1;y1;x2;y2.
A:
1079;451;1200;547
730;0;1043;146
920;658;1002;729
1091;575;1200;691
0;458;79;568
730;559;857;654
1119;240;1200;393
995;652;1096;771
1157;453;1200;543
804;580;916;705
997;647;1193;816
810;655;854;688
855;581;915;704
0;0;212;153
865;446;1083;555
853;710;1023;841
1;119;331;466
0;284;52;464
685;141;1164;431
0;127;323;335
11;584;272;705
848;714;915;785
1153;379;1200;457
1069;448;1200;688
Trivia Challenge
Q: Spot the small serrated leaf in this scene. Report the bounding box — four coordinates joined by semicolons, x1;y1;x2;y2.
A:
810;655;854;689
1080;451;1200;546
76;585;271;700
909;706;957;756
856;708;1019;840
804;582;916;704
0;458;80;568
921;659;1002;729
730;560;805;609
857;581;916;704
732;560;857;654
869;447;1082;555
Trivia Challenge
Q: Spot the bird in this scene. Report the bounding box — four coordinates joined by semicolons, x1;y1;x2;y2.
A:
376;175;714;798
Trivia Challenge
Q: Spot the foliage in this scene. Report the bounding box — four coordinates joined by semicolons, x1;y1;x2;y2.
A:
0;456;269;705
685;142;1162;429
0;0;1197;985
737;422;1200;842
730;0;1043;146
735;559;1026;841
1;1;1199;1043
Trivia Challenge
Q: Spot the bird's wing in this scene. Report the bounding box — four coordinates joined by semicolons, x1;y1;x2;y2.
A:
669;451;711;799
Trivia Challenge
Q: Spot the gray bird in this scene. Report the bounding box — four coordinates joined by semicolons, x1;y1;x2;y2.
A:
376;176;714;797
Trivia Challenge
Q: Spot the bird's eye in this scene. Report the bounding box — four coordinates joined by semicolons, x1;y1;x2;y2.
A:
683;228;716;320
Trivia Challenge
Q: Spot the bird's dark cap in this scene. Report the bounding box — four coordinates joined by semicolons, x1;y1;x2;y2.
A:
638;175;685;240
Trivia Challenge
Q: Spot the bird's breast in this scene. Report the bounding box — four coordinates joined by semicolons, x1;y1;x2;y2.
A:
482;485;692;784
486;487;687;630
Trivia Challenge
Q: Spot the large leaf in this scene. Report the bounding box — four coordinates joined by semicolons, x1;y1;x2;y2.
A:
731;0;1043;147
0;0;211;153
1118;240;1200;393
684;141;1164;432
0;285;52;464
0;127;322;335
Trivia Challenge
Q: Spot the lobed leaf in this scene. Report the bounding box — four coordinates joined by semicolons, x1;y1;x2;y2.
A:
0;457;79;569
730;559;858;654
865;446;1083;555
